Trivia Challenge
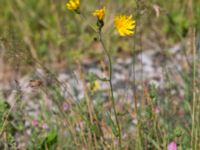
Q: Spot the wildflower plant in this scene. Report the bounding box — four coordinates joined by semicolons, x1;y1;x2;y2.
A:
66;0;80;13
92;7;106;21
89;80;100;93
66;2;136;149
1;0;200;149
167;141;177;150
114;15;136;36
92;7;106;31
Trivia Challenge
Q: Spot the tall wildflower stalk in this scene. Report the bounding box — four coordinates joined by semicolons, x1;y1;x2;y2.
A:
66;1;136;148
94;8;135;149
98;31;122;148
91;6;122;148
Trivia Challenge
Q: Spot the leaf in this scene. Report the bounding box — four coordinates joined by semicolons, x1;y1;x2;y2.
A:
39;131;58;150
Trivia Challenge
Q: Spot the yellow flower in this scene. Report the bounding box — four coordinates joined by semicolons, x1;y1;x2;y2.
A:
90;80;100;93
114;15;136;36
92;7;106;21
66;0;80;11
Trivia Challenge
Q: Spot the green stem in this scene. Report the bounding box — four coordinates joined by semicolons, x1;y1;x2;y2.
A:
99;32;122;149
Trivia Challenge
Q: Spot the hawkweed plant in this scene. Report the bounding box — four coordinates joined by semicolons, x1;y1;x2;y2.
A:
66;0;80;13
66;2;136;148
95;9;136;149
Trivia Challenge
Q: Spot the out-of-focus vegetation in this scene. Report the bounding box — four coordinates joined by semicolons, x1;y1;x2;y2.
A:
0;0;200;149
0;0;199;66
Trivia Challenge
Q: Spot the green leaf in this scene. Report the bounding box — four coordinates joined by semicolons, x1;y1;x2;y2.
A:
39;130;58;150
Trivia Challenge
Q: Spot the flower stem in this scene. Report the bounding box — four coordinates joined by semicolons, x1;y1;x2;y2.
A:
99;32;122;149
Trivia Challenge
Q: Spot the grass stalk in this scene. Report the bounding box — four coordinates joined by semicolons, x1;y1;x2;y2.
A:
188;0;197;149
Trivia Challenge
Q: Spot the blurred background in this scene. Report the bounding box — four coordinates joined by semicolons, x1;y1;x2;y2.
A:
0;0;200;149
0;0;199;74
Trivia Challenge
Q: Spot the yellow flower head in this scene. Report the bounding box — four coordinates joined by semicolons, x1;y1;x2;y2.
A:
114;15;136;36
90;80;100;93
66;0;80;11
92;7;106;21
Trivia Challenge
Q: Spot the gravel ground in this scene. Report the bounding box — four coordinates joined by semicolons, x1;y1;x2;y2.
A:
0;43;187;104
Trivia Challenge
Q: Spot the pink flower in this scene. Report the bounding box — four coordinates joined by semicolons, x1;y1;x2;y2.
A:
167;141;177;150
63;102;69;112
42;123;48;129
32;119;39;127
154;107;160;114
